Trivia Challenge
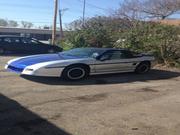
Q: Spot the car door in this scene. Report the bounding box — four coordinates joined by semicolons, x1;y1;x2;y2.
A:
20;38;33;53
94;50;138;73
29;39;46;53
33;39;49;53
21;38;42;53
3;37;22;53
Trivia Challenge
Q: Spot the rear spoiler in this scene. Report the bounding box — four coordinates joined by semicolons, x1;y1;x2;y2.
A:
141;53;154;57
134;53;154;57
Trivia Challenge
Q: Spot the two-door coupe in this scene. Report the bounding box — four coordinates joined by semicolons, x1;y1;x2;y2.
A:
5;48;155;80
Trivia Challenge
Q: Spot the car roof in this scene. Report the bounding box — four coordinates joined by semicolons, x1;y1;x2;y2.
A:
0;35;26;38
78;47;128;51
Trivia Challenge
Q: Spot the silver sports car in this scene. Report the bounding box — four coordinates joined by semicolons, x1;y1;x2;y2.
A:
5;48;155;80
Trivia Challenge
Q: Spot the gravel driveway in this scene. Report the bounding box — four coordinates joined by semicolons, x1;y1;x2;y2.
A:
0;55;180;135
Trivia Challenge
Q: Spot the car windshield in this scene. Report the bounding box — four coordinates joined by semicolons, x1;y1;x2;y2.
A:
60;48;106;58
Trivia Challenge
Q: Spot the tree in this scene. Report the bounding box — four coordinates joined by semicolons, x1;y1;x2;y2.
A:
0;19;8;27
8;20;18;27
21;21;33;28
115;22;180;66
141;0;180;20
115;0;142;20
65;16;124;48
115;0;180;20
114;0;180;66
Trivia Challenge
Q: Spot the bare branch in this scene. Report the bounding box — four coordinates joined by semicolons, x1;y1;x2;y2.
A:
115;0;180;20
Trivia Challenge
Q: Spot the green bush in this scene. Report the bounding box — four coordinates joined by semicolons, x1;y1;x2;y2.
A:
58;16;180;67
115;23;180;66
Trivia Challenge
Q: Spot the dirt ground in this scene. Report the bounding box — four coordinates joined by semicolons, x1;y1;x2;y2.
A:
0;55;180;135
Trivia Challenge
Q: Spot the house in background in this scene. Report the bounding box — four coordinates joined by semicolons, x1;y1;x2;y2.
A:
158;19;180;26
0;27;61;41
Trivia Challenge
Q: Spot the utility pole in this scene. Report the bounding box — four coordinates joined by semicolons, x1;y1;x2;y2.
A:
52;0;58;45
59;9;63;39
82;0;86;26
59;8;68;39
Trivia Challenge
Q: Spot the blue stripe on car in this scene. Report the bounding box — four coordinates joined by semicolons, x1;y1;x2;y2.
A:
7;65;24;73
7;54;84;73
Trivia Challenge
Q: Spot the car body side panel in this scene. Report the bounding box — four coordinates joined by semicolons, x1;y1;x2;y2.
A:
93;59;138;73
21;58;96;77
91;56;154;74
5;51;155;77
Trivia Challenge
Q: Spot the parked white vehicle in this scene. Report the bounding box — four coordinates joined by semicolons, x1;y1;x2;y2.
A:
5;48;155;80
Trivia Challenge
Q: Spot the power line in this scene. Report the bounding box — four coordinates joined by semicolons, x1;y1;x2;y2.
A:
0;1;109;13
66;8;103;16
76;0;109;11
0;0;108;27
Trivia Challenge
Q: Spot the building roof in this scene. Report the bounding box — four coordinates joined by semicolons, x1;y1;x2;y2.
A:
158;19;180;26
0;27;61;35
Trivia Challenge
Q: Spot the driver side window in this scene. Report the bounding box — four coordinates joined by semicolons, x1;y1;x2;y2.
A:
21;38;31;44
21;38;39;45
4;37;20;43
31;39;39;44
100;50;134;61
111;51;122;59
100;51;121;60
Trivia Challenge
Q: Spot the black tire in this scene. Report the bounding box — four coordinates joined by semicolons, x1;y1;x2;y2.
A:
62;65;89;80
135;62;150;74
0;48;5;54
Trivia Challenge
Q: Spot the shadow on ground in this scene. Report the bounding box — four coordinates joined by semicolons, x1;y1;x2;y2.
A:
21;69;180;85
0;94;71;135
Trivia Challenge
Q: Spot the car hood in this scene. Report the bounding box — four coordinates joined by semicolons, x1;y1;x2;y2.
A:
8;53;87;70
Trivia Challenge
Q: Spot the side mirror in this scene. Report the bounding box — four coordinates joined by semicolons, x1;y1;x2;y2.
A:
99;55;110;61
92;53;99;59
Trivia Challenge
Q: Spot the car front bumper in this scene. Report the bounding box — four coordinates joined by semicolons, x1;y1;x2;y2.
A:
5;64;65;77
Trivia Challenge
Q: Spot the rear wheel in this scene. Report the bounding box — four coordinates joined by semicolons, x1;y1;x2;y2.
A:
135;62;150;74
62;65;89;80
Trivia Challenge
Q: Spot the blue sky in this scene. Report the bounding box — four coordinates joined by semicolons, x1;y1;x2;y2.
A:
0;0;179;28
0;0;123;27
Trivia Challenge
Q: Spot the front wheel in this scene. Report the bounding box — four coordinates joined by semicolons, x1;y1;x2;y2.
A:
135;62;150;74
62;66;89;80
